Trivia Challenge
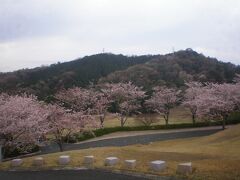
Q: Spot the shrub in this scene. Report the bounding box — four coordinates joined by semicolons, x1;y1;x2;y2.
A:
3;144;39;158
227;112;240;124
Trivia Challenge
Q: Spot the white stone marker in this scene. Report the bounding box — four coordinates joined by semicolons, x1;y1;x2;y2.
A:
150;160;166;172
33;157;44;166
11;159;23;167
124;160;136;169
177;162;192;174
83;156;95;165
105;157;119;166
58;155;70;165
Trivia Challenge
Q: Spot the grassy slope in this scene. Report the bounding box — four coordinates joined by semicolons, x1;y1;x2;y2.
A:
1;125;240;180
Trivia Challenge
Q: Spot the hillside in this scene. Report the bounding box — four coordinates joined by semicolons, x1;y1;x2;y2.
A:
0;53;156;99
100;49;240;89
0;49;239;100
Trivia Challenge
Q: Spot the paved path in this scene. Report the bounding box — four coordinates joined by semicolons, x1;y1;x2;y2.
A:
0;169;177;180
80;125;225;143
41;128;221;154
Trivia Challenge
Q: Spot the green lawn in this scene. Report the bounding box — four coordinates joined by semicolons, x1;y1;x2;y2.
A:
104;107;193;127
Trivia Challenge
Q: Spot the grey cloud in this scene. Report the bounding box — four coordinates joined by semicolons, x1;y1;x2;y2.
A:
0;0;239;72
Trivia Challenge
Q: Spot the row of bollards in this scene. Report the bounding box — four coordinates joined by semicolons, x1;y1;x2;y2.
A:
10;155;192;174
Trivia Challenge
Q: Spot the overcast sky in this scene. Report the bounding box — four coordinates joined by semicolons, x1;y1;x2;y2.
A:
0;0;240;72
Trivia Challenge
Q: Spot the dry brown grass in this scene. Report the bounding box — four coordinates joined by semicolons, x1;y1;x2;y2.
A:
1;125;240;180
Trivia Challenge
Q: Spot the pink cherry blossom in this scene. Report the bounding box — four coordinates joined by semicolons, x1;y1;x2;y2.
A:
0;93;48;155
55;87;111;127
43;104;95;151
182;82;203;124
195;83;237;129
102;82;146;127
146;86;181;126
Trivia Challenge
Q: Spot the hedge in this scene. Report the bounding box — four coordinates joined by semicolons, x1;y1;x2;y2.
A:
70;116;240;143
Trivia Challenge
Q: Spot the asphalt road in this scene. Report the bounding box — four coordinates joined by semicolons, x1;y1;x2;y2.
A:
41;128;221;153
0;169;177;180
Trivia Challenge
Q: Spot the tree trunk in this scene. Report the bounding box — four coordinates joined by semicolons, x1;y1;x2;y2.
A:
222;116;226;130
164;113;169;127
2;145;6;160
0;145;2;162
192;114;196;125
120;115;127;127
57;140;63;152
121;117;124;127
66;131;72;143
99;115;104;128
55;130;64;152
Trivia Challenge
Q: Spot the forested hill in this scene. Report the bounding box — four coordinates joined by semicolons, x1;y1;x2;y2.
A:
0;49;240;100
0;53;157;99
99;49;240;89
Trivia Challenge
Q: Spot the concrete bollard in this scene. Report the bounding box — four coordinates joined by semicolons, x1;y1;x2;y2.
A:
177;162;192;174
150;160;166;172
11;159;23;167
105;157;119;166
124;160;136;169
83;156;95;165
33;157;44;166
58;155;70;165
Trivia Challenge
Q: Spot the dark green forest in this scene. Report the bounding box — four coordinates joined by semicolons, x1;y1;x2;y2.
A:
0;53;156;99
0;49;239;100
100;49;240;90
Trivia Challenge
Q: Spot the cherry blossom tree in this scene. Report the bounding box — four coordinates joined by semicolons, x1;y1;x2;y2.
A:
55;87;111;128
44;104;95;151
146;86;181;126
0;94;48;157
182;82;203;124
91;91;111;127
196;83;237;130
102;82;146;127
0;92;98;155
55;87;94;113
